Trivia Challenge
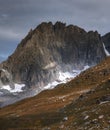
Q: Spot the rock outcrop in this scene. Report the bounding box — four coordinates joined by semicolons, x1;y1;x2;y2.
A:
0;68;14;89
0;22;106;88
102;32;110;52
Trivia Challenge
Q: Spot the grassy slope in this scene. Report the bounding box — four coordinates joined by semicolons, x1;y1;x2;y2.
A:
0;57;110;129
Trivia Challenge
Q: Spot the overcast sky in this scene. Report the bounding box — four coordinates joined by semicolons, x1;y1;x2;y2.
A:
0;0;110;62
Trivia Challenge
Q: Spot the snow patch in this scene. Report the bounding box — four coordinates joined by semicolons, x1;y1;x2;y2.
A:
1;84;25;93
1;69;6;72
58;71;78;82
44;65;90;90
83;65;90;70
103;43;110;56
44;81;59;89
43;62;56;70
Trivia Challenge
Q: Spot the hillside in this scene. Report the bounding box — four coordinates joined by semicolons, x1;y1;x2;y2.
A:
0;57;110;129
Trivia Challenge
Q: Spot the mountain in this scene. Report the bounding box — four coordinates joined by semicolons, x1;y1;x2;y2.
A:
0;21;110;129
0;56;110;129
0;21;108;107
102;32;110;53
0;22;106;90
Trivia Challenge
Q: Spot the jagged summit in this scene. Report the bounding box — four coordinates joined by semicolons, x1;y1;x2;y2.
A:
16;21;86;49
0;21;106;90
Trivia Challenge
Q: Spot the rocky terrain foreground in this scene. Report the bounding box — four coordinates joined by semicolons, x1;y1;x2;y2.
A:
0;56;110;130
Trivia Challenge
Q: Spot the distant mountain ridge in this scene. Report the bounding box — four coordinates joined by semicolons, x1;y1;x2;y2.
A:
0;22;106;90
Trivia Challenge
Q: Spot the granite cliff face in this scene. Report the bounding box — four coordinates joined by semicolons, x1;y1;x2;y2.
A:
0;22;106;89
0;69;14;88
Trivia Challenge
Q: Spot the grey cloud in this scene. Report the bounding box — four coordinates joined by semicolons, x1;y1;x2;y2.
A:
0;0;110;61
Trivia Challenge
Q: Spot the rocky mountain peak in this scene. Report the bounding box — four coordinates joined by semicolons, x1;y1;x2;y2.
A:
0;22;106;90
36;21;53;31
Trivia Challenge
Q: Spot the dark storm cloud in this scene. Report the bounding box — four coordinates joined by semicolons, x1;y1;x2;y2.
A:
0;0;110;62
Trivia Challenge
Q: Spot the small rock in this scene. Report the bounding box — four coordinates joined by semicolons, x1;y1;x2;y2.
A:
63;117;68;121
98;115;104;119
91;119;98;124
59;124;64;129
85;121;90;125
108;120;110;124
84;115;89;120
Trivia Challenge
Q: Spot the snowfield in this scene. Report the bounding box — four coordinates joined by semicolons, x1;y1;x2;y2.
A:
44;65;90;90
1;84;25;93
0;66;90;94
103;43;110;56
